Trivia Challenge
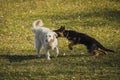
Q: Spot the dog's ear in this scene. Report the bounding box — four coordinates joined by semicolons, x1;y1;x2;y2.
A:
60;26;65;31
54;32;58;38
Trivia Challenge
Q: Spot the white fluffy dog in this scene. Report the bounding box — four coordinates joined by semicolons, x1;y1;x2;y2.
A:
32;19;59;60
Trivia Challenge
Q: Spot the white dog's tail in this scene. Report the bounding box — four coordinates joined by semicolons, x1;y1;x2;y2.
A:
32;19;44;32
32;19;44;28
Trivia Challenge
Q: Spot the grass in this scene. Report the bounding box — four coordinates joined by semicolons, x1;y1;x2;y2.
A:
0;0;120;79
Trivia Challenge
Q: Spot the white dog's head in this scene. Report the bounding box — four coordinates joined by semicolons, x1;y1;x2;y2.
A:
45;32;58;50
45;32;57;43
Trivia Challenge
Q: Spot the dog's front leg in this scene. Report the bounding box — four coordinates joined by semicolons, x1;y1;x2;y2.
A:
45;48;51;60
68;41;74;50
54;47;59;57
46;50;51;60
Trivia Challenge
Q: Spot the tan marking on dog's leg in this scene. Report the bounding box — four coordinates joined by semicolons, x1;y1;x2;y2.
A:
92;51;99;58
98;48;107;55
68;41;75;50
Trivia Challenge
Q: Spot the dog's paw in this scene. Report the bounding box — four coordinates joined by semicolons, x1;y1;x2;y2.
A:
92;52;99;58
47;57;51;60
63;53;66;56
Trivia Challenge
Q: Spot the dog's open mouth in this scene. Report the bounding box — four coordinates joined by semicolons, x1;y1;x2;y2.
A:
47;45;55;50
46;39;55;50
47;42;53;49
47;45;51;49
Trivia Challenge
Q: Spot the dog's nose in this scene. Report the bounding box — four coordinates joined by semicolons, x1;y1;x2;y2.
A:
46;39;48;42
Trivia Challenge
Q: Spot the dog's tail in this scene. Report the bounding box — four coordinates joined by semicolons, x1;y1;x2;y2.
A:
33;19;44;28
32;19;44;32
97;42;115;53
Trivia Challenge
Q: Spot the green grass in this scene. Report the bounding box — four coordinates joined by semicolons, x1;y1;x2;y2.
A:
0;0;120;79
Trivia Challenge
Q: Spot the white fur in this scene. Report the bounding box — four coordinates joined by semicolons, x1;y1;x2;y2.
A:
32;19;59;60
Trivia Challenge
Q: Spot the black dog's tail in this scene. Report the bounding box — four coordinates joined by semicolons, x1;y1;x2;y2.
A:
97;42;115;53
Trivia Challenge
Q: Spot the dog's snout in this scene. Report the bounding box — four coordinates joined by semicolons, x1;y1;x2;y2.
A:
51;39;54;42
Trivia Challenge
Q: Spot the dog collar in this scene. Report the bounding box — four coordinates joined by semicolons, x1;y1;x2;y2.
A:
65;31;69;38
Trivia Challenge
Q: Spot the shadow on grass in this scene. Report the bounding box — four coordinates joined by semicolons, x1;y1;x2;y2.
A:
0;54;38;62
0;52;86;62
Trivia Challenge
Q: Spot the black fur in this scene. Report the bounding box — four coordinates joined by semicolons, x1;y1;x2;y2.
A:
54;26;115;55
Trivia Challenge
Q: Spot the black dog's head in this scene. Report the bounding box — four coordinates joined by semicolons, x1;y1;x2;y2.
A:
53;26;65;37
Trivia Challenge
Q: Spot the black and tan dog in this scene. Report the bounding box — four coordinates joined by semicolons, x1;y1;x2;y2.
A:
54;26;115;56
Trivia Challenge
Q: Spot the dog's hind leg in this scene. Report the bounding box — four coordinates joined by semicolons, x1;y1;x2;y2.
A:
87;44;99;57
98;48;107;55
35;40;42;58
